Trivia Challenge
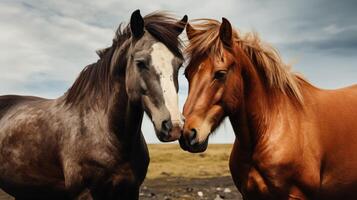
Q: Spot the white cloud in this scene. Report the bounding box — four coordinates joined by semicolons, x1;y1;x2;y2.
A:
0;1;113;95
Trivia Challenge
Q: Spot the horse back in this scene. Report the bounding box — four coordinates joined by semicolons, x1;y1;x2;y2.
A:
0;95;45;120
316;84;357;139
309;85;357;199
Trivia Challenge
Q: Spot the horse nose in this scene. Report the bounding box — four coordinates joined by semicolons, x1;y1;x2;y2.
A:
188;128;198;146
161;120;173;136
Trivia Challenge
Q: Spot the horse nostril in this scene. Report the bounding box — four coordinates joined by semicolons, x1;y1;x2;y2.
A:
189;129;198;146
189;129;197;140
162;120;173;133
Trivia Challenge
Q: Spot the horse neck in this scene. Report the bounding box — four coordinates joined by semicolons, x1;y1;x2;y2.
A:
104;41;145;155
97;40;144;139
228;57;298;154
107;77;145;155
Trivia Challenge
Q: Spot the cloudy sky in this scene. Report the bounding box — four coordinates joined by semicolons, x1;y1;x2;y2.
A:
0;0;356;143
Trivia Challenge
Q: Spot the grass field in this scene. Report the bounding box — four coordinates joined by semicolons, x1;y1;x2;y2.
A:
142;144;242;199
146;144;233;179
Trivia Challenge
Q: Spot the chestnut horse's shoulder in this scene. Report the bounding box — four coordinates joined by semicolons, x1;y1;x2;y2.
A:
249;130;321;197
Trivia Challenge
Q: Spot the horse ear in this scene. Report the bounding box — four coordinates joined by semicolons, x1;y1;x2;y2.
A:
219;17;233;47
174;15;188;35
186;23;196;40
130;9;144;38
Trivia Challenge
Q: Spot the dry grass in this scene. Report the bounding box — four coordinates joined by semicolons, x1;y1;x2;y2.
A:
146;144;233;179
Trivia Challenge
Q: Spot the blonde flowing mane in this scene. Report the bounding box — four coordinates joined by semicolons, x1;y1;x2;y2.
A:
185;19;304;103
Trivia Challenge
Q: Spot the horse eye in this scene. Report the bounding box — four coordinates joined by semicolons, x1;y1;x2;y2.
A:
136;61;147;69
214;70;227;80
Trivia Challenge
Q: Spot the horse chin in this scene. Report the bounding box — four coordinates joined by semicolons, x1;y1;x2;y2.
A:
156;134;177;143
179;136;209;153
156;130;171;142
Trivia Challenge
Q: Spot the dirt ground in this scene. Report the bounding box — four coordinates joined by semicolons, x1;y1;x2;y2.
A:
140;176;242;200
0;144;242;199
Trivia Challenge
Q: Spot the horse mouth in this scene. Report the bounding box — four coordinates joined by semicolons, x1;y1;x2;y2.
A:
179;135;209;153
157;124;182;142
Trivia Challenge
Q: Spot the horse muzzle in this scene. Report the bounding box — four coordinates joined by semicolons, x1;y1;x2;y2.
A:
179;130;209;153
157;120;182;142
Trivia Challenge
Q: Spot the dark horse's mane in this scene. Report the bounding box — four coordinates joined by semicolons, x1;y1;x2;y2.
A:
64;12;185;107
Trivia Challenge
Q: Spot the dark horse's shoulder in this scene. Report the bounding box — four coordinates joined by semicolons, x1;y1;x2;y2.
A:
0;95;46;119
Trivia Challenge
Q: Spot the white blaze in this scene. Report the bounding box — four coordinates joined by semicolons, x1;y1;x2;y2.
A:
150;42;183;127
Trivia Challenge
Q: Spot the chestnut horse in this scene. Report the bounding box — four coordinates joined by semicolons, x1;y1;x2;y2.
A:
180;18;357;200
0;10;187;199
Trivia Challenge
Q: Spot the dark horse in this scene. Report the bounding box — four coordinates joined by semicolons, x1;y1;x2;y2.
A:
0;10;187;199
180;18;357;199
